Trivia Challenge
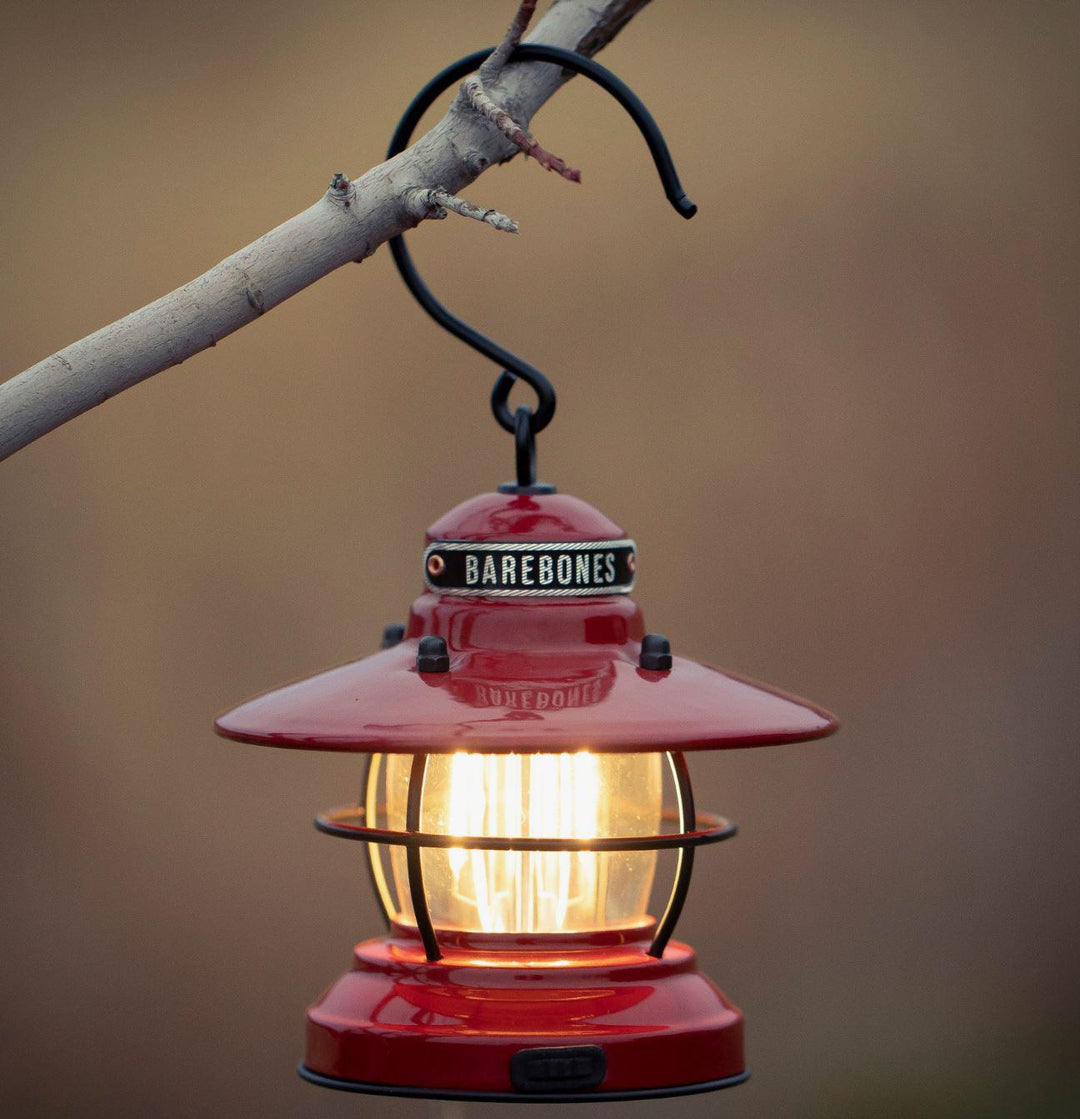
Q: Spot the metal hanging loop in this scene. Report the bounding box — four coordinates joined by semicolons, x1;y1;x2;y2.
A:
512;403;537;488
386;43;697;446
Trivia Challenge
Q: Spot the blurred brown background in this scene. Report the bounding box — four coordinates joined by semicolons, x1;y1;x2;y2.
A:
2;1;1078;1116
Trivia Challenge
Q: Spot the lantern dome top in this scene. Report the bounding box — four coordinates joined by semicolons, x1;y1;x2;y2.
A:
426;490;625;544
215;490;838;755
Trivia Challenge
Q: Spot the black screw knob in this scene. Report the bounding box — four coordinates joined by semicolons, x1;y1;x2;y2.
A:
381;623;405;649
417;635;450;673
639;633;672;671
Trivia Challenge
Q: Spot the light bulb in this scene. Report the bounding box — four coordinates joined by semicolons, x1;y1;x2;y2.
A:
369;751;663;934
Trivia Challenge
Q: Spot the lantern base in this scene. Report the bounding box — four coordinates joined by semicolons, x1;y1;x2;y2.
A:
304;927;746;1102
297;1063;749;1102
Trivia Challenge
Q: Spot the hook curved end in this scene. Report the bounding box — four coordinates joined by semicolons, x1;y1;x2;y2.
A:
491;369;556;435
389;42;695;461
490;370;519;432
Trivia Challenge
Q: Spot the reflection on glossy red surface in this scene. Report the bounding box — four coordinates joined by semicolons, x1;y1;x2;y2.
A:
306;924;744;1095
425;490;626;543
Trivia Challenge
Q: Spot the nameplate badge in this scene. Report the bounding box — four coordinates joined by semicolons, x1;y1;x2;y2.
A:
423;539;636;597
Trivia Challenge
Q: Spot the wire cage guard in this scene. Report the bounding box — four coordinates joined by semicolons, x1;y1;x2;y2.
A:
316;749;735;962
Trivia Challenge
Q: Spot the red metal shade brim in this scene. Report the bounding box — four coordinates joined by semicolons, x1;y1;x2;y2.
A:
214;640;838;753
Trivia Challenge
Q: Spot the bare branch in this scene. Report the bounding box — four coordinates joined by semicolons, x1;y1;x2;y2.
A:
405;188;519;233
461;77;582;182
479;0;538;86
0;0;652;460
464;0;581;182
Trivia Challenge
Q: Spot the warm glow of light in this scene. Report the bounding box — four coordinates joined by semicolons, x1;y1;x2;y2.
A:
376;751;662;934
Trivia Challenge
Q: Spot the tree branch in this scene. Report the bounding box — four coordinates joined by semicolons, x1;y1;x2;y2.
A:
404;188;519;233
467;0;582;181
0;0;652;461
461;76;582;182
480;0;539;85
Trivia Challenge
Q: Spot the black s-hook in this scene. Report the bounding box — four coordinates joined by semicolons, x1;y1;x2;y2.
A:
386;44;697;490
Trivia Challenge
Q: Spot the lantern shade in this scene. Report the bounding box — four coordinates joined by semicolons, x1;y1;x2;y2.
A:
215;491;837;753
215;639;835;752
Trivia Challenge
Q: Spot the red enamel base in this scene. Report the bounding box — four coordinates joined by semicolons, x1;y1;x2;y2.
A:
304;925;745;1100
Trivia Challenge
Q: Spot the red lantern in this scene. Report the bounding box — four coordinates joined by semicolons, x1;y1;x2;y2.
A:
216;488;838;1102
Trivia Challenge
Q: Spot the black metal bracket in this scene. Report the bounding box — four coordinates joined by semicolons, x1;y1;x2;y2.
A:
648;751;696;958
387;43;697;488
405;753;442;962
